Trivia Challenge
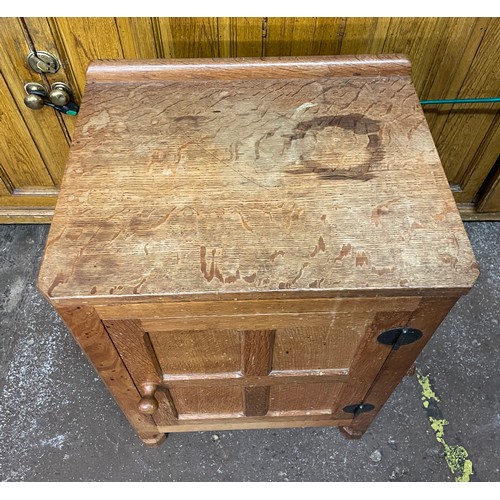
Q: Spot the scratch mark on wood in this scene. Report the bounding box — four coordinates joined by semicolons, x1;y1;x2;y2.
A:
151;207;177;230
440;254;458;269
371;198;400;227
286;160;375;182
181;206;200;217
47;272;65;297
309;236;326;257
278;262;309;289
133;277;147;294
237;210;253;232
254;130;277;159
269;250;285;262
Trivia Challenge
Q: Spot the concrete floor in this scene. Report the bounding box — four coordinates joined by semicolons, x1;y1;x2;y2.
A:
0;222;498;481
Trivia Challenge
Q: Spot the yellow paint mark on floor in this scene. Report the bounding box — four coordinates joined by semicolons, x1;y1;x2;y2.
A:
417;372;473;482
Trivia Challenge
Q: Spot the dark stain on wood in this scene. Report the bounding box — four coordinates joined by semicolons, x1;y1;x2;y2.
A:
308;278;325;288
309;236;326;257
355;252;369;267
371;266;395;276
269;250;285;262
288;113;381;141
335;244;352;262
286;159;375;182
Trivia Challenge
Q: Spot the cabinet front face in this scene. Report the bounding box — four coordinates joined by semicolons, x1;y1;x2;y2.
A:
100;297;421;432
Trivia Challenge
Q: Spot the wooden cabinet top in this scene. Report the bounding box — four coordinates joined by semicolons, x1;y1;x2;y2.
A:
38;55;479;304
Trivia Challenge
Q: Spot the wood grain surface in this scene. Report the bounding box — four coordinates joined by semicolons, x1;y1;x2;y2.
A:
38;56;478;303
38;56;480;443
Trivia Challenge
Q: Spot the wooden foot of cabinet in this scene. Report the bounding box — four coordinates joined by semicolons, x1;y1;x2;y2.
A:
141;433;168;447
339;426;365;440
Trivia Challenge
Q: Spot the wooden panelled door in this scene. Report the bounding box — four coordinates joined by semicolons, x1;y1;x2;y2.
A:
100;297;421;433
0;17;499;221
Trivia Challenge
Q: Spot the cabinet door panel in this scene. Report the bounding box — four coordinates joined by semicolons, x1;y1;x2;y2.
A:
149;329;241;376
268;383;343;416
102;297;419;427
169;386;243;418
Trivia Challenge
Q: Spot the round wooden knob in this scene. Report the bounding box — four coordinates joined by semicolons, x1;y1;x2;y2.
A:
138;394;159;415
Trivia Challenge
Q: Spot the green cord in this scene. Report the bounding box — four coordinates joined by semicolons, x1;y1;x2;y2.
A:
420;97;500;105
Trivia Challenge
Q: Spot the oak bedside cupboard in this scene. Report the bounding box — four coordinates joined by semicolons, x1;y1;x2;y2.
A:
38;55;479;446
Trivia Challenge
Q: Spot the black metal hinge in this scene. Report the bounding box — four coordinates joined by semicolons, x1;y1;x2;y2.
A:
377;327;423;351
343;403;375;418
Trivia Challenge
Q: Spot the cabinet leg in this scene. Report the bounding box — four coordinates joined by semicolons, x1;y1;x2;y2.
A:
140;432;168;447
339;426;366;440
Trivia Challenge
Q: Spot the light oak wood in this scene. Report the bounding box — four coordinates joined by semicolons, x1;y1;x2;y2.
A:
38;56;479;445
56;306;165;444
340;297;459;437
38;57;478;304
1;17;499;216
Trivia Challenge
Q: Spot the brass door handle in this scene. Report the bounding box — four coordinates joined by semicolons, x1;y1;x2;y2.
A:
23;81;79;116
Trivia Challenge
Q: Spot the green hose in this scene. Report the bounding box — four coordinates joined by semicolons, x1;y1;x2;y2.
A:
420;97;500;105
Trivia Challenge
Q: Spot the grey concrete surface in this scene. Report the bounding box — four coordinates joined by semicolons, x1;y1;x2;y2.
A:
0;222;498;482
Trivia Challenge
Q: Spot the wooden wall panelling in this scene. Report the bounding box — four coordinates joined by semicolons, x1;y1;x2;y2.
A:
155;18;220;58
0;179;11;196
338;18;391;54
264;17;327;57
216;17;264;58
115;18;159;59
0;72;53;188
435;18;500;202
478;163;500;212
0;18;71;186
48;18;124;97
0;194;56;223
419;18;489;134
379;18;448;95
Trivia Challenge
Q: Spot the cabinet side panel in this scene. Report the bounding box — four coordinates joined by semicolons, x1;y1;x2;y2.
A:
56;305;162;443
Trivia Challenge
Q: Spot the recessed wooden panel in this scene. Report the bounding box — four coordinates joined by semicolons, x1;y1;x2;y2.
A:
272;314;370;372
170;386;243;417
148;329;240;375
268;383;343;415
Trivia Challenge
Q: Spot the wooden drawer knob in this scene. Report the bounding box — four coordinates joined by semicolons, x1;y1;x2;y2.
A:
138;383;159;415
